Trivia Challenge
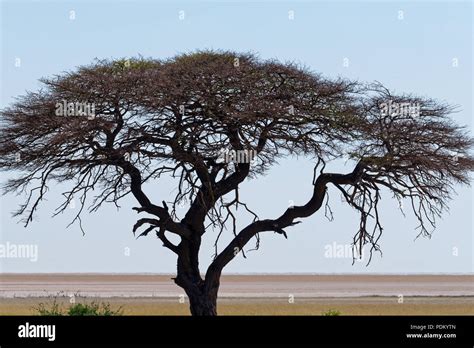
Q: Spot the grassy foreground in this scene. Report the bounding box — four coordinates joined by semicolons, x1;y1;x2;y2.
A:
1;297;473;315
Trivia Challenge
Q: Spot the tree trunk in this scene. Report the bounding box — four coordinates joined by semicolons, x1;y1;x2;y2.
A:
187;287;218;316
174;237;220;316
176;275;219;316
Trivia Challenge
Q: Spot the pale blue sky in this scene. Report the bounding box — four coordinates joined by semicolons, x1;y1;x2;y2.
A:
0;0;472;273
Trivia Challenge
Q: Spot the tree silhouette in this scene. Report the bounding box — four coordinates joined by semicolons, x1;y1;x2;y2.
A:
1;51;473;315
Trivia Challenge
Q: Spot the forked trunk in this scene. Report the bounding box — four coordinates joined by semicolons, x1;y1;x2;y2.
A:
175;238;220;316
187;287;218;316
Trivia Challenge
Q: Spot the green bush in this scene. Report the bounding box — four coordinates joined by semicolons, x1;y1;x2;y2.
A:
322;309;341;316
67;302;123;316
34;295;123;316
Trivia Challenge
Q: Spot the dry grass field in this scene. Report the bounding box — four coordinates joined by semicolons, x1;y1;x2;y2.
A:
1;274;472;315
1;296;473;316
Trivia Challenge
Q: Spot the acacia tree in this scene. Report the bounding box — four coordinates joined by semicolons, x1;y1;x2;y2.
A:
1;51;473;315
